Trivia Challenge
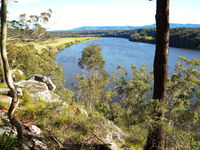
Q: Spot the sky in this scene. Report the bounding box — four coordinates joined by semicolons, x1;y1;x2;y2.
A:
7;0;200;31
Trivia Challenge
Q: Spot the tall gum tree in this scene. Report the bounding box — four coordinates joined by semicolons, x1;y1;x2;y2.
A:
144;0;170;149
0;0;23;148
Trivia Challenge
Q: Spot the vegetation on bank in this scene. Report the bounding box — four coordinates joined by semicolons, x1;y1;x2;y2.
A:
1;41;200;149
0;37;96;100
49;27;200;50
129;28;200;50
15;37;99;53
0;4;200;149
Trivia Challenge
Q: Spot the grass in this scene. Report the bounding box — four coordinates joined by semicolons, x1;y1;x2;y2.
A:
0;83;8;88
17;37;99;53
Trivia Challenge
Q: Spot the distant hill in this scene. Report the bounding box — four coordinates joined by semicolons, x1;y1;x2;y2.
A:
66;23;200;31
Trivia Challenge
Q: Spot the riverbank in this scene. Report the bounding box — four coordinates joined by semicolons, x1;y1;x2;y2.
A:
48;28;200;50
15;37;99;53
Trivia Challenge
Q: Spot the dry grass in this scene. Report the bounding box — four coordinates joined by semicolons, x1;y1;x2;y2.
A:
17;37;99;53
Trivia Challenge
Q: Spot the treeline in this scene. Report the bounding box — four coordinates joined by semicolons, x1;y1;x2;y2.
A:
49;27;200;50
48;30;132;38
129;28;200;50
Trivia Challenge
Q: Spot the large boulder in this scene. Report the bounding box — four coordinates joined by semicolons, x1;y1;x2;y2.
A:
28;75;56;91
0;88;22;97
15;80;60;102
89;118;125;150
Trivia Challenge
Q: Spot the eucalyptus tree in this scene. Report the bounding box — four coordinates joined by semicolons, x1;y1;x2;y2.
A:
73;44;109;108
8;9;52;41
144;0;170;149
0;0;23;148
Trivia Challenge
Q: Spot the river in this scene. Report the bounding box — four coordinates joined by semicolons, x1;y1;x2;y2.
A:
56;38;200;87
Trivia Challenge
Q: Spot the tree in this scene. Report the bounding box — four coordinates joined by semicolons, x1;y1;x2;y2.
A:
0;0;23;148
8;9;52;41
144;0;170;149
78;44;105;74
73;44;109;108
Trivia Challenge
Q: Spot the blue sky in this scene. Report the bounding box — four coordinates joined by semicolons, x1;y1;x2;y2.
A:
8;0;200;30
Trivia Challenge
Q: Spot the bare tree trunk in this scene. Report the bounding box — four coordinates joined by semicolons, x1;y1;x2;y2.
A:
144;0;169;149
0;0;23;148
0;57;6;83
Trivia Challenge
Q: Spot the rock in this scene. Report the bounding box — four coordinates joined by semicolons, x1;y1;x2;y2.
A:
32;138;48;150
1;118;10;126
108;142;118;150
105;120;124;142
77;108;89;118
0;113;10;127
0;88;10;95
0;88;23;97
15;80;60;102
8;88;23;97
29;125;41;135
0;95;12;104
0;112;8;118
102;133;118;150
28;74;56;91
104;133;113;143
92;119;125;150
11;69;24;81
0;126;16;135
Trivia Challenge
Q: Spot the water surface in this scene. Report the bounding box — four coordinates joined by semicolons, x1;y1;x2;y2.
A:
56;38;200;87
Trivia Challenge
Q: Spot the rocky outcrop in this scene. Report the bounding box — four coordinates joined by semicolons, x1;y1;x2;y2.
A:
15;80;60;102
0;112;47;150
93;119;125;150
0;88;22;97
28;75;56;91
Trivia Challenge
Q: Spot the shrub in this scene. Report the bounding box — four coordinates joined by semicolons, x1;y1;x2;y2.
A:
0;132;18;150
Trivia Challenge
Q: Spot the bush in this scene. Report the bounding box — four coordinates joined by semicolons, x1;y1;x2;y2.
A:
0;132;18;150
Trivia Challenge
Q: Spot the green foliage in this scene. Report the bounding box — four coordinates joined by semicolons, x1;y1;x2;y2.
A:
6;41;72;102
16;96;113;147
20;90;31;106
0;132;18;150
8;9;53;40
73;44;110;108
130;34;155;43
129;28;200;50
164;56;200;149
96;57;200;149
112;64;153;126
0;82;8;88
73;72;109;108
169;28;200;50
78;44;105;72
0;101;10;110
7;44;43;77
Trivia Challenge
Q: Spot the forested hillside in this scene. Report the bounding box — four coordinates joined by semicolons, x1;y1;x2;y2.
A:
48;28;200;50
129;28;200;50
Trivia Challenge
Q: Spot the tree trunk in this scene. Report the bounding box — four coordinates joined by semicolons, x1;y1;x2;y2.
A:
0;0;23;148
144;0;169;149
0;57;6;83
